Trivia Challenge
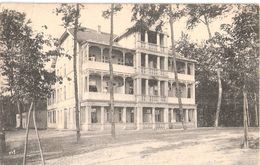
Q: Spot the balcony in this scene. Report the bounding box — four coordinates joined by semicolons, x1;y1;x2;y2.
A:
168;72;195;81
83;61;135;75
140;67;167;77
83;92;136;102
137;95;167;103
137;41;167;54
168;97;195;105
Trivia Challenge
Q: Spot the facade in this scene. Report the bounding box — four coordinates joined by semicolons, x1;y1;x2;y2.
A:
47;26;197;131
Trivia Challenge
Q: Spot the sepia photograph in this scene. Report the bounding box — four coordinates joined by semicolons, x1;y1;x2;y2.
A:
0;2;259;165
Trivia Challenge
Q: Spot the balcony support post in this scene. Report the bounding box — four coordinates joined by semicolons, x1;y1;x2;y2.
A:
123;76;126;94
122;107;126;129
145;31;148;43
158;81;161;96
100;73;103;93
194;107;197;128
185;62;188;74
101;106;105;130
136;107;143;130
165;81;168;97
146;79;149;96
101;47;104;62
123;51;125;65
164;108;169;129
157;56;160;70
86;72;89;92
152;107;156;129
157;33;160;51
185;109;189;123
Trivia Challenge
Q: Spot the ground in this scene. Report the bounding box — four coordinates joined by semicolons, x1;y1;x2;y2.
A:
1;127;259;165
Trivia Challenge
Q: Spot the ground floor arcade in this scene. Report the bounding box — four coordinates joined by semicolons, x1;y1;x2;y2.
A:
47;103;197;131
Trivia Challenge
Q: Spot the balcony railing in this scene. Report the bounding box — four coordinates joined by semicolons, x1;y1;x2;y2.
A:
137;95;167;103
137;41;167;53
140;67;167;77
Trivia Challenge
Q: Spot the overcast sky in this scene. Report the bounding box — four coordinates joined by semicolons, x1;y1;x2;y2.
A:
1;3;234;42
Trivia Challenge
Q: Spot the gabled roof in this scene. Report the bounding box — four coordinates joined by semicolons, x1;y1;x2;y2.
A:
67;27;117;45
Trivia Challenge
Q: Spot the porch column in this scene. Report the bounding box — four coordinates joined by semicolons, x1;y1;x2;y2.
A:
145;31;148;43
185;109;189;123
170;109;174;123
122;107;126;129
145;54;149;68
101;47;104;62
157;56;160;69
192;83;195;99
194;108;197;128
185;82;188;98
101;73;103;92
152;107;155;129
136;78;141;95
85;105;91;131
156;33;160;51
123;76;126;94
158;81;161;96
136;107;143;130
146;79;149;95
101;106;105;130
164;108;169;129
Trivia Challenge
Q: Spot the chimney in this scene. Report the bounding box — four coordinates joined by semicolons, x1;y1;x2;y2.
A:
97;25;101;33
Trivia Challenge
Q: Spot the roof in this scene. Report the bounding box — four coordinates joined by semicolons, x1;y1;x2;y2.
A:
67;27;117;45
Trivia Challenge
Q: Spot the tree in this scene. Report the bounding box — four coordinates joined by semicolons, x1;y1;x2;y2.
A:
131;4;187;129
55;3;81;142
103;4;122;138
0;9;33;130
185;4;230;127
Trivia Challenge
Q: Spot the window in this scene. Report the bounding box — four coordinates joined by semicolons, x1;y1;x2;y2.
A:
188;109;194;122
155;110;162;122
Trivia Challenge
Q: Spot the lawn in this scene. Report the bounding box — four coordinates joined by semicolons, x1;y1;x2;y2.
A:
1;127;259;165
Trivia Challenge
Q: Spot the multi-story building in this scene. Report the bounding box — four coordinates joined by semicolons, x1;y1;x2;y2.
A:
47;26;197;131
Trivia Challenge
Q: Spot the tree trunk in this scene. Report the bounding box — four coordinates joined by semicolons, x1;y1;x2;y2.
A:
242;86;249;149
204;15;212;39
73;4;81;143
0;99;6;155
23;101;33;165
32;101;45;165
109;3;116;138
215;68;222;127
169;12;186;130
254;93;258;126
17;100;23;129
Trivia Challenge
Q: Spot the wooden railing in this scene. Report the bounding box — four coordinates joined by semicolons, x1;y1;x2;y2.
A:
140;67;167;76
138;41;168;53
137;95;167;103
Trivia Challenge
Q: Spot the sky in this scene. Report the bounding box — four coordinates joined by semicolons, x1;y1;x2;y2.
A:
0;3;234;42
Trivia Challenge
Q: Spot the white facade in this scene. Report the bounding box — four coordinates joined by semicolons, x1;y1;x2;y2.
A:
47;28;197;131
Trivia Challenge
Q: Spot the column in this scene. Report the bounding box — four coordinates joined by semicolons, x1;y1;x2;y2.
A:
136;107;143;130
157;56;160;69
100;73;103;92
145;54;149;68
192;83;195;99
158;81;161;96
156;33;160;51
136;51;141;68
152;107;155;129
122;76;126;94
145;31;148;43
194;107;197;128
185;109;189;123
164;57;168;71
164;108;169;129
84;105;91;131
122;107;126;129
170;109;174;123
101;106;105;130
136;78;141;95
145;79;149;95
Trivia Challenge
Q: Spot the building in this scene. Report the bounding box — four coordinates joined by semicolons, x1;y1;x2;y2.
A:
47;26;197;131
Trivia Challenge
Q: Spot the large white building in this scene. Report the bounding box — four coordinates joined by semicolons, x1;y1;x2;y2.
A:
47;26;197;131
